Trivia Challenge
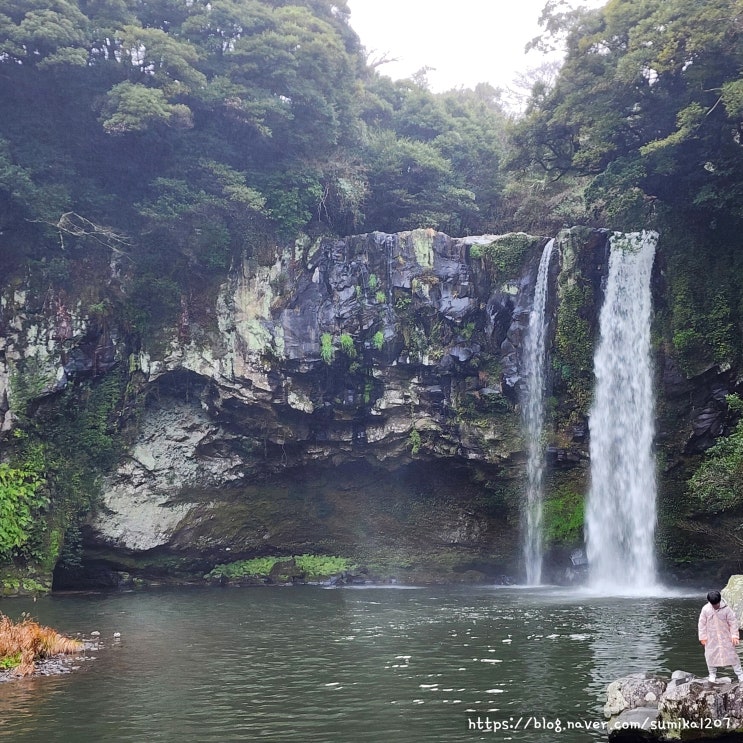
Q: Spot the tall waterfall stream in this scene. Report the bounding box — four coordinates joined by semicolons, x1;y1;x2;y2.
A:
585;231;659;593
522;238;556;585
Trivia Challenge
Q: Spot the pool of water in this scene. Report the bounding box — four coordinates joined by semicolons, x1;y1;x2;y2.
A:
0;585;705;742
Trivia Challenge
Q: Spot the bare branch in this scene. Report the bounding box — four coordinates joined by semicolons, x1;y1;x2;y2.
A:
365;50;399;70
706;95;723;118
30;212;131;256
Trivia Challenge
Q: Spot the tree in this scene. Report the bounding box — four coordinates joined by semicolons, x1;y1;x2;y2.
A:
0;0;90;68
358;77;507;234
224;4;361;159
99;81;194;133
361;130;466;232
0;0;506;251
135;159;269;269
513;0;743;228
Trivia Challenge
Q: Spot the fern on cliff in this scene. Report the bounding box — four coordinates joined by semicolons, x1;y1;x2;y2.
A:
0;462;46;559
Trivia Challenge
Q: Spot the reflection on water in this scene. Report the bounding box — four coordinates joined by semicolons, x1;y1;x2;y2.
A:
0;586;704;742
587;598;666;697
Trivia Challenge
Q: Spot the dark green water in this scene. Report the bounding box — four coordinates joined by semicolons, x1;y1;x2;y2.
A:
0;586;703;742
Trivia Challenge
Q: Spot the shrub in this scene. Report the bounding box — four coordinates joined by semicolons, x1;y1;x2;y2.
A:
293;554;353;578
689;395;743;513
205;557;284;580
471;233;538;277
543;488;584;545
409;429;422;456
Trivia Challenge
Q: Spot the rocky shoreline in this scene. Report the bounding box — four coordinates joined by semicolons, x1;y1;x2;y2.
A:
0;650;92;683
605;670;743;741
0;636;100;683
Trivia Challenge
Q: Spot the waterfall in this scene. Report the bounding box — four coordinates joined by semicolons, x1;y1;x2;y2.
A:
522;238;556;586
585;231;659;593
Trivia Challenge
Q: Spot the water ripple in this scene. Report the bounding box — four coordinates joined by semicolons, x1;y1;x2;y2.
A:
0;586;703;742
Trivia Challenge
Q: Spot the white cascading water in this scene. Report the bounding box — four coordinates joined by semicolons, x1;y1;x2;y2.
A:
523;238;556;586
585;231;659;593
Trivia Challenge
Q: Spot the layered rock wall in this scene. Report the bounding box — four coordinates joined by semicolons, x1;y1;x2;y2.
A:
0;227;739;589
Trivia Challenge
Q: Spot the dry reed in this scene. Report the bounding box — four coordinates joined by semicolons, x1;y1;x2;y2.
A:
0;612;83;676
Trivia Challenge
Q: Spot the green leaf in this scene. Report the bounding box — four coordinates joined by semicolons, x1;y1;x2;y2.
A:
100;82;193;134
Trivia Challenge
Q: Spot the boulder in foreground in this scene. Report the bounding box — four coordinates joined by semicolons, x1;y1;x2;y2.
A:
606;671;743;741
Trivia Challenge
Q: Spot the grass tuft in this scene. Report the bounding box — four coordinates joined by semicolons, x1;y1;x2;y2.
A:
0;613;82;676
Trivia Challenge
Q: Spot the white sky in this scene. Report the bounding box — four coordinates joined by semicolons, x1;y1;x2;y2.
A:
346;0;606;97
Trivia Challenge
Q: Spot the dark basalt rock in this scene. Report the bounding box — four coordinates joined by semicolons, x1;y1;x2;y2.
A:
10;225;737;588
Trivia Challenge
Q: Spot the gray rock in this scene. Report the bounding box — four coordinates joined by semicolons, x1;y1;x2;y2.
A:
606;670;743;741
608;707;662;742
1;227;615;581
658;677;743;736
722;575;743;625
670;670;694;681
88;397;243;551
604;674;668;718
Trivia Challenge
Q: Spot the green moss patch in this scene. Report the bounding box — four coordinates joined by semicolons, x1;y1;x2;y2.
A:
205;554;355;583
470;233;541;279
543;487;584;547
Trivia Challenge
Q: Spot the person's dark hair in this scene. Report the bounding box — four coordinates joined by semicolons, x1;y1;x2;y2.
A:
707;590;722;605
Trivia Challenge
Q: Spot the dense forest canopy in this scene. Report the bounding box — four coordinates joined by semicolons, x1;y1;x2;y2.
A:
0;0;509;277
0;0;739;257
514;0;743;229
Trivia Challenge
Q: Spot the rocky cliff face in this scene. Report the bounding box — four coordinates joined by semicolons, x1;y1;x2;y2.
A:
0;227;737;591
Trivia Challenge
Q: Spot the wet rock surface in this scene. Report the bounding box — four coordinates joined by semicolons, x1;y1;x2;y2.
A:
74;229;566;581
606;671;743;741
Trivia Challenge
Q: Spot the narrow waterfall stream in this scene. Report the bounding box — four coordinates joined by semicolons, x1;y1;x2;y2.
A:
585;231;659;593
522;238;556;585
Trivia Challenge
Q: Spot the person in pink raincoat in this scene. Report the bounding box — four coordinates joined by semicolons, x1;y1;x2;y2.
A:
698;589;743;683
